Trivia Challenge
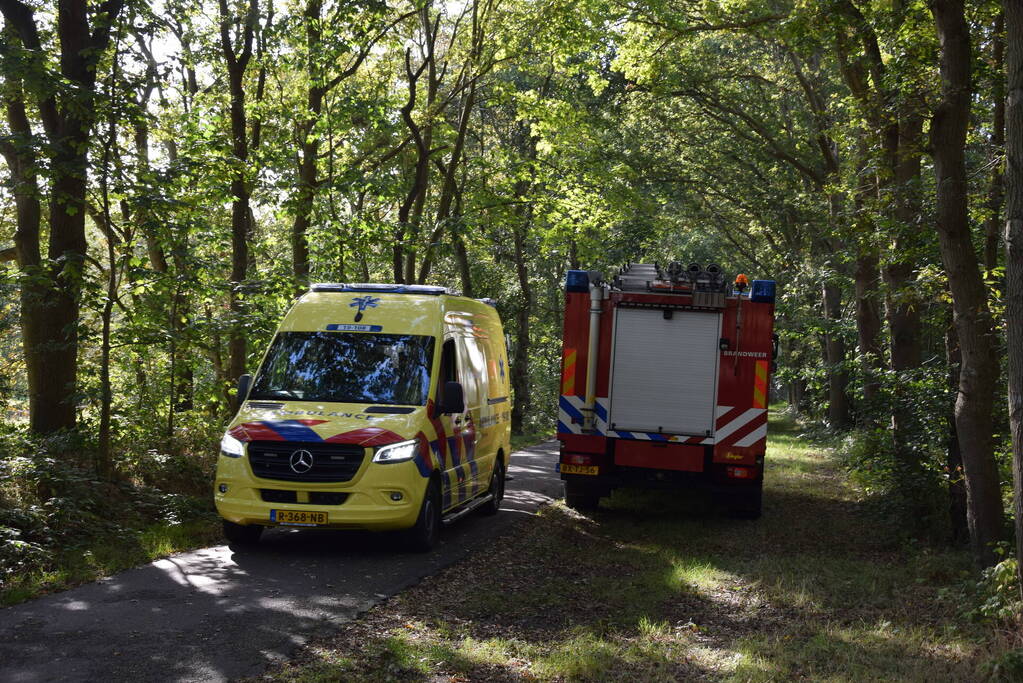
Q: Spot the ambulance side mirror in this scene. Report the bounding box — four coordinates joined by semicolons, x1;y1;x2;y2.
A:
441;381;465;414
237;373;252;402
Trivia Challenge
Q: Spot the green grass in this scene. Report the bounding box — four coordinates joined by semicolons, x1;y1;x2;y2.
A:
1;518;221;606
263;410;1011;682
511;431;553;451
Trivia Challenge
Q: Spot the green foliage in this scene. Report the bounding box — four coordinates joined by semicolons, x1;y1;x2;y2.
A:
0;0;1018;607
967;556;1022;624
0;425;219;604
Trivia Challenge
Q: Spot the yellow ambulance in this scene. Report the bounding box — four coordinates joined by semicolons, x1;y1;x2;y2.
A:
214;284;512;551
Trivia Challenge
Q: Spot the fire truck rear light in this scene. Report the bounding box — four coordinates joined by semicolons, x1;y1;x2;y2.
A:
566;454;593;465
726;466;754;479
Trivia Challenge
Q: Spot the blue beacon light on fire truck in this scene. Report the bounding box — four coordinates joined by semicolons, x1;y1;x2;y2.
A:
565;270;591;293
750;280;776;303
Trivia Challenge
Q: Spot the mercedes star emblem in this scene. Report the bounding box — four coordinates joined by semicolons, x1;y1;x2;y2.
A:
289;449;314;474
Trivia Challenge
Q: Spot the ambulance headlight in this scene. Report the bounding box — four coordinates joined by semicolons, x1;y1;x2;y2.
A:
373;439;419;464
220;433;245;458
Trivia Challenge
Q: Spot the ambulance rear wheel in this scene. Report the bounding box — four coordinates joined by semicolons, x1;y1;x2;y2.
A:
480;459;505;516
564;481;599;511
223;520;262;547
407;480;441;552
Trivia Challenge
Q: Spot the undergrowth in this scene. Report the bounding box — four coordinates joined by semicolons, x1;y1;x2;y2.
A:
0;416;222;606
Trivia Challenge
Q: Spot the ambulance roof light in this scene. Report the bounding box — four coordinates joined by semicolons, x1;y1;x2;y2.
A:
311;283;450;295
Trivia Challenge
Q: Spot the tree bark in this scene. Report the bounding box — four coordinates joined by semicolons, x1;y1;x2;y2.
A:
822;282;851;429
930;0;1004;567
0;0;126;434
292;0;321;290
854;249;883;410
1002;0;1023;585
886;112;925;473
218;0;258;409
986;12;1006;275
945;311;969;544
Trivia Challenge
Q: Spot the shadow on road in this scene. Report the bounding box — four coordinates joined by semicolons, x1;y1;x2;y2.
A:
0;441;562;683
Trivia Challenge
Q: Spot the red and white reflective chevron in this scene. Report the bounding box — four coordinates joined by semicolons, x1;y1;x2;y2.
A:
681;406;767;447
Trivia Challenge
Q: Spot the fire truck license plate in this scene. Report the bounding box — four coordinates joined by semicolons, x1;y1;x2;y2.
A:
271;510;327;526
561;464;598;475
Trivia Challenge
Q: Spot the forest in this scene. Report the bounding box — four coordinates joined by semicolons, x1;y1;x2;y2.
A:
0;0;1022;666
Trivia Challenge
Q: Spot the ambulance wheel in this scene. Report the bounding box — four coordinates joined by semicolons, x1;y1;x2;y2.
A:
407;480;441;552
727;483;763;520
564;481;599;511
223;520;262;547
480;459;505;516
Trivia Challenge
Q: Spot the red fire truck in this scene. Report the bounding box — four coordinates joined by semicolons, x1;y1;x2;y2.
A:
557;262;777;518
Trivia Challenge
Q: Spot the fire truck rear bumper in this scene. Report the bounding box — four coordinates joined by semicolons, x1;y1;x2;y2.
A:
561;464;762;492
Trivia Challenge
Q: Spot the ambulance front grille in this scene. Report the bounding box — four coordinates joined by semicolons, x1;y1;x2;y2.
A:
248;441;367;483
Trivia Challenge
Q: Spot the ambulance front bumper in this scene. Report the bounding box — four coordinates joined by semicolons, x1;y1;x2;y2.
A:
213;453;426;531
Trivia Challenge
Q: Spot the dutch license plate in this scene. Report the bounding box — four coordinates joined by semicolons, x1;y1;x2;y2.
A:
560;464;598;476
271;509;327;526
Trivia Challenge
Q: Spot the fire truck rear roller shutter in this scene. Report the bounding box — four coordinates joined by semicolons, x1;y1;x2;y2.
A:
608;307;722;436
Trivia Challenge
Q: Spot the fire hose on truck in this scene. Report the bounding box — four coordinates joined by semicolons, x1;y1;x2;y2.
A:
557;262;778;518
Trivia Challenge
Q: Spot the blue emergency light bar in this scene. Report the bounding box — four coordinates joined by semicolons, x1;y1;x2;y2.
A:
750;280;776;303
565;270;590;292
311;283;450;295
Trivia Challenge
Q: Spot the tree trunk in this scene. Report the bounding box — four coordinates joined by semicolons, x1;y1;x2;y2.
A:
986;12;1006;275
510;209;533;433
291;0;322;290
219;0;258;410
1003;0;1023;586
0;0;126;434
822;282;851;429
931;0;1004;567
854;250;883;410
945;311;970;544
886;112;925;475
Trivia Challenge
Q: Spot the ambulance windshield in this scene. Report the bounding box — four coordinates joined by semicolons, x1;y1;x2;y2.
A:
249;332;435;406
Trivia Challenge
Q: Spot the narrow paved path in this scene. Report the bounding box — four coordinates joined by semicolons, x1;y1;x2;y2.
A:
0;442;561;682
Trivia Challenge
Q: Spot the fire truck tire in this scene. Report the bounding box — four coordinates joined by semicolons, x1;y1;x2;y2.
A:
564;481;600;511
727;484;763;520
406;480;442;552
223;520;262;547
480;459;505;516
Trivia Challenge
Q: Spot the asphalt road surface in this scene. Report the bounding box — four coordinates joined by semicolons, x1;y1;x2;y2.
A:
0;441;562;682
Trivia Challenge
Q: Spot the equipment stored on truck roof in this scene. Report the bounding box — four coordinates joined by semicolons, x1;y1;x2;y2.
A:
557;262;777;517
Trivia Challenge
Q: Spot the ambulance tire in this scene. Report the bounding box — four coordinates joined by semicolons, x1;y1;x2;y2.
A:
223;520;262;547
564;481;599;511
727;483;763;520
480;459;505;516
407;480;442;552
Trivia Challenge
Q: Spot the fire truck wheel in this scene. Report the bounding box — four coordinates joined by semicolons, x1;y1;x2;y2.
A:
480;459;505;516
727;484;763;520
406;480;442;552
223;520;263;547
564;481;600;511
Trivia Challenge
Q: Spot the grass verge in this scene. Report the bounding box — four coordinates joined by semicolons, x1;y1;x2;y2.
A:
1;516;221;607
261;411;1017;682
511;432;554;451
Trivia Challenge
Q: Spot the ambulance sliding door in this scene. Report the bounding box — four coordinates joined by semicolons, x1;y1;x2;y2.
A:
608;307;721;437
